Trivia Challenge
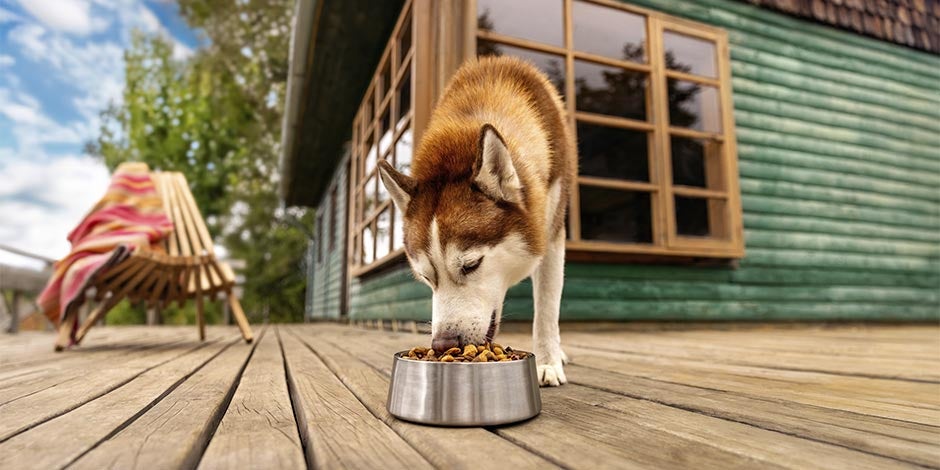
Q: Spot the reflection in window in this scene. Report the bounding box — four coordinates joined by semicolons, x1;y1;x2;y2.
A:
380;60;392;99
671;136;706;187
397;69;411;126
572;0;646;62
477;0;564;47
580;187;652;243
392;206;404;250
667;79;721;133
477;40;566;97
364;174;376;215
575;60;647;121
395;128;413;174
664;31;716;78
362;224;374;264
397;18;411;67
577;123;649;182
364;132;377;174
376;209;391;260
675;196;710;236
379;107;393;156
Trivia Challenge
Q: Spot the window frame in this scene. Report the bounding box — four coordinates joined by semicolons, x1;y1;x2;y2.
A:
474;0;744;259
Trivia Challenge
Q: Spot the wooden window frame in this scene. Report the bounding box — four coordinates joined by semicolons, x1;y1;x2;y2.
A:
474;0;744;259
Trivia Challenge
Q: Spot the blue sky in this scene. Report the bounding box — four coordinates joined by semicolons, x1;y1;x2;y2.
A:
0;0;200;269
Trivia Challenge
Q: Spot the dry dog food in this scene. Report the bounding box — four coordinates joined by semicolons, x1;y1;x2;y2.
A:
404;343;528;362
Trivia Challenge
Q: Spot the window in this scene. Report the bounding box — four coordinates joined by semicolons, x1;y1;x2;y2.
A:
349;3;413;274
477;0;743;258
316;214;323;264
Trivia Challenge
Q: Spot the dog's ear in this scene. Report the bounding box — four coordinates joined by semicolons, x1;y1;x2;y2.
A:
377;159;416;213
473;124;522;205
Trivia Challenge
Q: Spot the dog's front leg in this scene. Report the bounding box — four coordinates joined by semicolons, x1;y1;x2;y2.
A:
532;231;568;386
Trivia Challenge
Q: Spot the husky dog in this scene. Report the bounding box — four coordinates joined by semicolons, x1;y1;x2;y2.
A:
377;56;576;386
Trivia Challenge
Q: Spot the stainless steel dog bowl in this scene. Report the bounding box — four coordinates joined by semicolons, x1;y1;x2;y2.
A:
386;351;542;426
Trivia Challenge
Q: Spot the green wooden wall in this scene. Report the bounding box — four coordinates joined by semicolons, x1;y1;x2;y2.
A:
336;0;940;321
307;152;349;320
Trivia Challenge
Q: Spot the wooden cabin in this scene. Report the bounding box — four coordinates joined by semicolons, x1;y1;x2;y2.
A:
280;0;939;323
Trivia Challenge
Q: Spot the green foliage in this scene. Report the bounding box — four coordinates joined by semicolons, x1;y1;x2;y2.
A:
86;0;310;324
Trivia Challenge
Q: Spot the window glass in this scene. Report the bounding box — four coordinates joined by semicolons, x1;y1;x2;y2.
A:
397;67;411;126
477;0;564;47
380;60;392;100
379;106;393;157
376;209;391;260
478;41;566;98
364;132;377;175
395;128;413;174
664;31;716;78
671;136;707;187
675;196;710;236
392;206;404;250
362;224;375;265
572;0;646;62
364;174;376;216
397;17;412;67
575;60;647;121
577;123;649;182
668;80;721;133
580;187;652;243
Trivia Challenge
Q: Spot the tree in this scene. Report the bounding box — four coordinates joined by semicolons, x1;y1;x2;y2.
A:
87;0;310;323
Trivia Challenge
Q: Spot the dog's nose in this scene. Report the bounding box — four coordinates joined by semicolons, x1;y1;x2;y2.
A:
431;331;460;353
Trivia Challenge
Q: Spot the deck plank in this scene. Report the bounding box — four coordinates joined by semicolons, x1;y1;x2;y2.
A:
311;326;921;469
290;326;556;469
278;327;432;469
198;331;305;470
560;330;940;381
68;333;257;470
0;337;235;469
0;332;232;442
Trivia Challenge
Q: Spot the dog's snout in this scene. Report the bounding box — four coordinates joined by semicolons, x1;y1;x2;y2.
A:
431;331;460;353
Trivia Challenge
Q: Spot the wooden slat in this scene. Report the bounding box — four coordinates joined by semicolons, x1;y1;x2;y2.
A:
0;337;236;468
0;332;227;441
68;334;257;469
290;326;554;468
154;173;179;256
278;329;431;469
198;332;304;470
166;174;193;257
175;172;215;256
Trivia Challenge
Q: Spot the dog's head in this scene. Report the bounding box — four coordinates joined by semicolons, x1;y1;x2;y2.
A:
378;124;543;351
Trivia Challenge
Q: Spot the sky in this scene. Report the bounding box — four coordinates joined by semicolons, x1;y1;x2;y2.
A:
0;0;200;270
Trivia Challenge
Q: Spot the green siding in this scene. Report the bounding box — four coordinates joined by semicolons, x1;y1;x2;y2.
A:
308;152;349;319
348;0;940;322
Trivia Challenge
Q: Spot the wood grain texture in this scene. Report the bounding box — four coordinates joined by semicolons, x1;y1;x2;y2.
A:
279;328;431;469
289;326;555;469
198;332;304;470
0;337;235;469
68;334;256;470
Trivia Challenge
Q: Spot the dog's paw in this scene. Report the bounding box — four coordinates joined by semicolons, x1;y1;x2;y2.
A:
537;361;567;387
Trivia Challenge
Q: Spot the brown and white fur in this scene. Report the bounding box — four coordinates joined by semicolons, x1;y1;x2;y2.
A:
377;56;576;386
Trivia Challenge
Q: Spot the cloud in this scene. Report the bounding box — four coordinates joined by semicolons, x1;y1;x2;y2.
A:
0;55;13;68
0;155;111;265
0;6;23;24
14;0;108;35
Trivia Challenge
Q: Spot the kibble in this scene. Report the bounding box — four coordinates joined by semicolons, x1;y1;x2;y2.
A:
403;343;528;362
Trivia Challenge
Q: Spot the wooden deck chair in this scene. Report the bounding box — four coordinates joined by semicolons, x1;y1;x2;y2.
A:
55;172;254;351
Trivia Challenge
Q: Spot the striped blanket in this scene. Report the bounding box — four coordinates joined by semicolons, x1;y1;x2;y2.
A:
37;162;173;340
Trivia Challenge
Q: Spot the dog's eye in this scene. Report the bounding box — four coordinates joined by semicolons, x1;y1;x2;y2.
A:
461;257;483;276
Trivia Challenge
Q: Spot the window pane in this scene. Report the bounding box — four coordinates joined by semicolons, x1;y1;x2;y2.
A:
477;41;566;98
397;17;412;67
395;127;413;174
377;171;388;204
362;225;375;264
379;106;392;157
572;0;646;62
577;122;649;182
575;60;647;121
364;174;376;216
380;60;392;100
477;0;563;47
364;132;377;174
392;206;404;250
668;79;721;133
675;196;710;237
397;66;411;126
664;31;717;78
362;88;373;124
376;209;391;260
580;186;652;243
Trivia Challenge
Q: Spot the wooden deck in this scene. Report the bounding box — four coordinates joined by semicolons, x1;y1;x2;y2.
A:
1;323;938;469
